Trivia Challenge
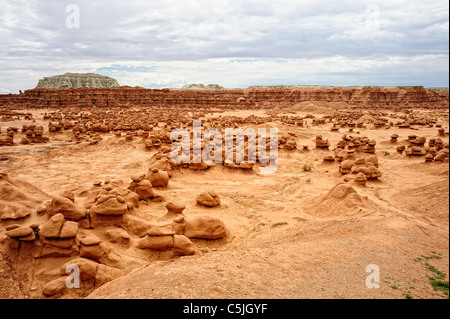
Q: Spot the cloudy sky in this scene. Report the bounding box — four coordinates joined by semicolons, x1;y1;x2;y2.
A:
0;0;448;93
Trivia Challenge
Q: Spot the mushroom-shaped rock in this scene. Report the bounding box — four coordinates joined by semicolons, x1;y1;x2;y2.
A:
159;202;186;221
406;146;426;156
196;191;221;207
354;172;368;185
390;134;399;142
315;135;330;149
130;173;146;183
351;158;366;174
79;234;106;261
322;155;335;162
397;145;406;153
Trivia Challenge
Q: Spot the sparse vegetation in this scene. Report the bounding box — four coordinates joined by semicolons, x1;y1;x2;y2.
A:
302;164;312;172
384;252;448;299
424;262;449;297
252;222;266;231
271;222;288;228
390;285;398;290
411;252;449;298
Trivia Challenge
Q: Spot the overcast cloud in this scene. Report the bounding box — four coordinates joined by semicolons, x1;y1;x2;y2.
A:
0;0;448;93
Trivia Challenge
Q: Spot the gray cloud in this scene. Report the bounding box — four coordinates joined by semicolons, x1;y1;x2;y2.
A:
0;0;448;93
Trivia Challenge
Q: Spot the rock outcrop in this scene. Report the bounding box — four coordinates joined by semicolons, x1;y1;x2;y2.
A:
181;84;224;90
36;73;119;89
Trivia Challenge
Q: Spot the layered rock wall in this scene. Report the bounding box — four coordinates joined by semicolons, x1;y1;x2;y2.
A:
0;86;447;110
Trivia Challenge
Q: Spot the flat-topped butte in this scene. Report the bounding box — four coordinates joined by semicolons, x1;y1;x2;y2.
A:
36;73;119;89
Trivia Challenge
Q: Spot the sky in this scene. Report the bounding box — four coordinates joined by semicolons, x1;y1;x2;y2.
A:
0;0;448;94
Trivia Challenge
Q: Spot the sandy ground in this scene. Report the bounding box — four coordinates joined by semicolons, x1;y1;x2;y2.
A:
0;106;448;299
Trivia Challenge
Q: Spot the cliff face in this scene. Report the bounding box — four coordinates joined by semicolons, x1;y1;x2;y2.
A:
0;86;447;110
36;73;119;89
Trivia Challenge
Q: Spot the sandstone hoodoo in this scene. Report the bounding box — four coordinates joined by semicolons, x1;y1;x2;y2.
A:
36;73;119;89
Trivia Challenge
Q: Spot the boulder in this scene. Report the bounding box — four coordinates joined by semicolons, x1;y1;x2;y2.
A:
196;191;221;207
61;257;99;281
59;221;79;238
128;179;154;200
137;235;174;251
339;160;355;175
40;213;66;238
92;197;128;216
47;197;87;221
146;168;169;187
184;216;228;239
42;277;68;296
123;214;152;237
105;227;130;245
172;235;197;256
5;226;33;238
147;224;175;236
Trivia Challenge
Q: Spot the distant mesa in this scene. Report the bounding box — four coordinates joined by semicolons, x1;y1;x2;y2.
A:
181;84;224;90
36;73;120;89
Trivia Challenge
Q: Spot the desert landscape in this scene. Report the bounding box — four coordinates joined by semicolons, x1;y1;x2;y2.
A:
0;79;448;299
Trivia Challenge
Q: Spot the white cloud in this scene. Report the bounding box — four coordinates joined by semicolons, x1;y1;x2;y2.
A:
0;0;448;93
